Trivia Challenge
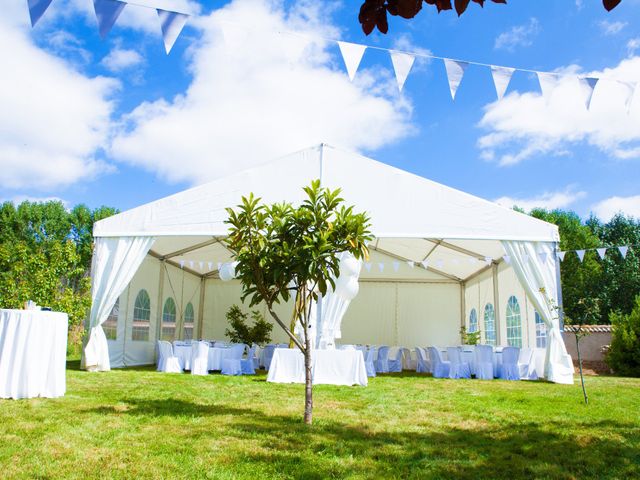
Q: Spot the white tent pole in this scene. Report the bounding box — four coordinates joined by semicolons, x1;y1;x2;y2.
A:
492;263;501;345
460;281;466;335
155;259;166;348
554;242;565;331
197;277;206;340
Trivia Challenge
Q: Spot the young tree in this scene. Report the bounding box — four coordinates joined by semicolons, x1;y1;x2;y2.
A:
566;298;600;405
225;180;372;424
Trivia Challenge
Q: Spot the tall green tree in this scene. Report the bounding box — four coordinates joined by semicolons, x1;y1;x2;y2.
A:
225;181;372;424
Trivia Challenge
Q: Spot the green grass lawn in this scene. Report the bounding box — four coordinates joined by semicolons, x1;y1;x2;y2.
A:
1;363;638;480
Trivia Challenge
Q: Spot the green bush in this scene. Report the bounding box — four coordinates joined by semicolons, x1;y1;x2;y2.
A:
224;305;273;346
606;295;640;377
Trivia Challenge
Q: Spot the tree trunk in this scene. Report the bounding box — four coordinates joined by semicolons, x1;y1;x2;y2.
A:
575;333;588;405
303;314;313;425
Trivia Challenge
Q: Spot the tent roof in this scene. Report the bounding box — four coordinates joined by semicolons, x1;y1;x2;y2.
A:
94;144;559;282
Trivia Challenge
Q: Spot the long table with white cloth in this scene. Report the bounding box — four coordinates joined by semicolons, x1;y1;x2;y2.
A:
173;343;236;371
0;309;68;399
267;348;368;386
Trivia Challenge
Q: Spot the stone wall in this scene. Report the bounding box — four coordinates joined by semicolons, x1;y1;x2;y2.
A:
563;326;612;362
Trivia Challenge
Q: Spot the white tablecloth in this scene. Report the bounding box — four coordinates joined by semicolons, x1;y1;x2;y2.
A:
173;344;234;371
267;348;368;386
0;309;68;399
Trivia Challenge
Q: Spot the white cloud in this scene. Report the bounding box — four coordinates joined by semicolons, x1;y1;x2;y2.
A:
494;18;540;52
592;195;640;220
598;20;627;36
2;195;68;207
0;11;117;191
101;47;144;72
110;0;414;184
627;38;640;57
494;187;587;212
478;57;640;166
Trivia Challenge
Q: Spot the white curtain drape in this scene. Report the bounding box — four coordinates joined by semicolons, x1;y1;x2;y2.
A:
501;241;574;384
82;236;155;371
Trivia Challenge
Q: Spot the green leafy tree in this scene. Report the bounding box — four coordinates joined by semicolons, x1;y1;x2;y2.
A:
225;180;372;424
606;295;640;377
224;304;273;346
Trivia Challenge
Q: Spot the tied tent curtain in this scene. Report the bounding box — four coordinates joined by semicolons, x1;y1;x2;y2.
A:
82;236;156;371
501;241;574;384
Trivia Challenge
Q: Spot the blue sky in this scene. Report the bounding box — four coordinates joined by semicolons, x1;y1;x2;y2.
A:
1;0;639;220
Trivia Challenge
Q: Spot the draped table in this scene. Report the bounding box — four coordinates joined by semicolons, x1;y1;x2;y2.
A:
173;343;233;371
267;348;368;386
0;309;68;399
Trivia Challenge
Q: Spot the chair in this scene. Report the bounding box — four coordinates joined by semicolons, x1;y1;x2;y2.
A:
518;347;538;380
375;345;390;373
365;346;377;377
262;344;277;370
474;344;494;380
428;347;450;378
388;347;404;373
190;341;209;376
221;344;246;375
499;346;521;380
447;347;471;379
157;341;183;373
415;347;429;373
241;344;258;375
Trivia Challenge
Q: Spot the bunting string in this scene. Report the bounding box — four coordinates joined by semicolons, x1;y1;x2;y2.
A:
26;0;639;109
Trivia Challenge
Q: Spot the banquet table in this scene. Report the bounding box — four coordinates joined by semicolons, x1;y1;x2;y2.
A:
172;343;235;371
267;348;368;386
0;309;68;399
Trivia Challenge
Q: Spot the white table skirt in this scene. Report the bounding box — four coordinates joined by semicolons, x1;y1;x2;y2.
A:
267;348;368;386
173;344;233;371
0;309;68;399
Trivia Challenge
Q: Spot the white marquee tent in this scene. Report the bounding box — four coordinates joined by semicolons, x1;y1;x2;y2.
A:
83;144;574;384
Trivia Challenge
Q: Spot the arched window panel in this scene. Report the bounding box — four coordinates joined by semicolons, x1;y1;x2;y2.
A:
103;298;119;341
469;308;478;333
506;295;522;348
535;311;547;348
132;289;151;341
161;297;177;341
183;302;195;341
484;303;496;346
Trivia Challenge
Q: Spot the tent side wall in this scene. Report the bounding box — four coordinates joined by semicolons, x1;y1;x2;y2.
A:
108;256;202;367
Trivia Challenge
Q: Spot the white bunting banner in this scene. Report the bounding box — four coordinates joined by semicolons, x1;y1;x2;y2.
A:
407;261;415;268
93;0;126;39
27;0;53;27
619;81;637;113
579;77;599;110
618;246;629;258
596;248;607;260
484;256;493;266
392;261;400;272
378;262;385;272
179;260;185;269
490;65;515;100
157;8;189;54
576;250;586;262
364;262;372;272
390;51;415;92
537;72;560;103
558;251;566;262
444;59;468;100
337;41;366;82
421;260;429;269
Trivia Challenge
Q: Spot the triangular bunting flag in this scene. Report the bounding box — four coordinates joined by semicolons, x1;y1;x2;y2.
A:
421;260;429;269
27;0;54;27
93;0;126;39
576;250;586;262
392;261;400;272
484;256;493;266
444;59;468;100
618;81;637;113
406;261;415;268
618;246;628;258
578;77;599;110
157;9;189;54
557;251;566;262
364;262;372;272
503;255;511;264
596;248;607;260
378;262;385;272
337;41;366;82
537;72;560;103
390;51;415;92
179;260;185;269
490;65;515;100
